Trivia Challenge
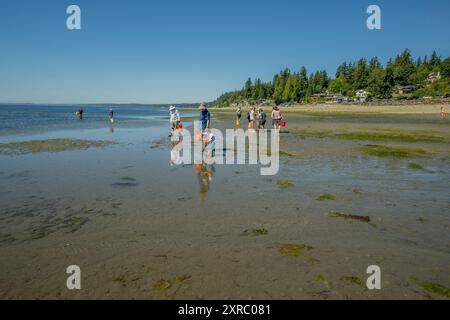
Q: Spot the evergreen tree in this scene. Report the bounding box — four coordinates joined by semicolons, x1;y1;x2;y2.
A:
298;66;309;99
416;57;422;67
336;62;347;78
367;68;391;98
244;78;252;99
392;49;416;85
369;57;382;70
409;63;432;84
272;73;284;103
252;78;263;100
441;57;450;77
429;51;441;67
352;58;369;89
328;74;352;95
282;74;297;101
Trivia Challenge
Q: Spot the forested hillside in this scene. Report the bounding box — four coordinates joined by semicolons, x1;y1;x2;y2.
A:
214;49;450;107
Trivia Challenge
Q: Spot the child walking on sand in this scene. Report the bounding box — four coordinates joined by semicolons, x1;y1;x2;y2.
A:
441;106;448;119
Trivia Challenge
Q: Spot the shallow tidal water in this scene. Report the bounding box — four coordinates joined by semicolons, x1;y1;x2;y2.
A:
0;110;449;299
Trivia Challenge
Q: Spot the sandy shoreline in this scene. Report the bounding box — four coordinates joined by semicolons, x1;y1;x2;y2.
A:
189;103;450;115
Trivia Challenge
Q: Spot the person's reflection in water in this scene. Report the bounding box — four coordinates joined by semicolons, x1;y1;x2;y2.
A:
194;162;215;204
109;123;114;134
169;135;184;166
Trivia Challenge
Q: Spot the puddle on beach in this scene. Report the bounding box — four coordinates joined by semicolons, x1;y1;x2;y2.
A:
0;113;450;299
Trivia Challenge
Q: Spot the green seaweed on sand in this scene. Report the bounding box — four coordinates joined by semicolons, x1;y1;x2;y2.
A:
153;279;172;290
359;144;429;158
61;216;89;233
315;274;328;284
112;275;127;284
317;194;336;201
174;275;192;283
328;211;371;223
153;275;191;291
411;277;450;299
241;228;268;236
278;244;312;257
276;180;294;189
0;139;114;155
408;162;425;170
341;276;364;286
280;150;300;158
408;162;435;173
296;129;449;143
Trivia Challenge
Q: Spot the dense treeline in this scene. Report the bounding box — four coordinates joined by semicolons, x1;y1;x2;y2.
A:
214;49;450;107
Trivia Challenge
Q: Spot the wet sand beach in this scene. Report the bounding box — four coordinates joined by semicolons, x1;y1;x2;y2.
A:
0;106;450;299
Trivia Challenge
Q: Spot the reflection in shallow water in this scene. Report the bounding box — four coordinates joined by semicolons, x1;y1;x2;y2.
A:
169;135;183;166
168;132;217;201
195;162;215;202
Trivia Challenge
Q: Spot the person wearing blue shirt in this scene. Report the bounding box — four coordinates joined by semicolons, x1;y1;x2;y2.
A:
199;103;210;131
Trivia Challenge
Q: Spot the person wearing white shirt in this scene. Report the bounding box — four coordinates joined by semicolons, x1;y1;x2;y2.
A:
169;105;181;136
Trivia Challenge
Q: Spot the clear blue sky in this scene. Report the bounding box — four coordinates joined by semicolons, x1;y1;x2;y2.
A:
0;0;449;104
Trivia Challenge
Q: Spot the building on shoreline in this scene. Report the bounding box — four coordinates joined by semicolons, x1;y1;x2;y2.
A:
395;85;421;94
427;72;441;83
356;90;369;102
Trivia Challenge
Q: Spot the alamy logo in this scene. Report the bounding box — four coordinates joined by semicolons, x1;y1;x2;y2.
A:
66;265;81;290
66;5;81;30
170;122;280;176
366;265;381;290
367;5;381;30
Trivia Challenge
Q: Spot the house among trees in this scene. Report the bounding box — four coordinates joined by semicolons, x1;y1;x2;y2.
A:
356;90;369;102
325;93;345;103
395;85;421;94
427;72;441;83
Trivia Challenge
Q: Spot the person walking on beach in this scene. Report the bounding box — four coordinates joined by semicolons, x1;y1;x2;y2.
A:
108;108;114;123
78;107;84;120
247;107;256;129
257;107;267;129
271;105;283;129
236;106;242;125
169;105;181;136
441;106;448;119
199;103;210;131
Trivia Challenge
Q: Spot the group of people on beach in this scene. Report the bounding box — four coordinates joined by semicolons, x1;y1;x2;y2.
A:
168;103;214;156
169;103;211;136
168;103;215;198
168;102;285;142
236;105;284;129
169;103;211;163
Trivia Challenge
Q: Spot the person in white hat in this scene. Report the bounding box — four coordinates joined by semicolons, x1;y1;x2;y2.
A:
169;105;180;136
